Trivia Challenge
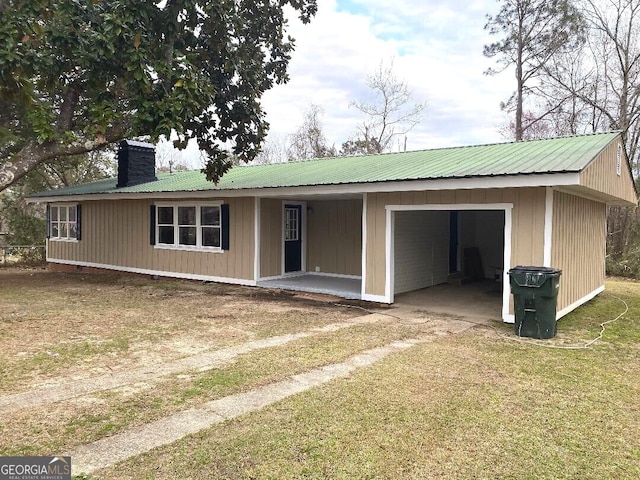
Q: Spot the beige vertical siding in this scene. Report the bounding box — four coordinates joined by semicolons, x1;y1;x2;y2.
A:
552;191;606;313
364;188;546;297
48;198;255;280
306;199;362;276
580;139;637;205
259;198;282;278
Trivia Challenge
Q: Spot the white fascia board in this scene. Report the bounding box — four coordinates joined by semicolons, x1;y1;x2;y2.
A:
555;185;637;207
26;173;582;203
386;203;514;212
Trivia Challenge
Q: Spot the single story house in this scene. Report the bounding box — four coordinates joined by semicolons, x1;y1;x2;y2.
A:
28;132;637;322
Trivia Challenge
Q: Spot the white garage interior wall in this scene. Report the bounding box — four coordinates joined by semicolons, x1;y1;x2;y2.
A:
393;209;505;296
394;210;449;294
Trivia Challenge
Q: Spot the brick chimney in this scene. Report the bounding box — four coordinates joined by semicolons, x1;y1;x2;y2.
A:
116;140;157;188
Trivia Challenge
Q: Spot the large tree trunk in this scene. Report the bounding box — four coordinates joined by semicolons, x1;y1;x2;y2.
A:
515;9;525;141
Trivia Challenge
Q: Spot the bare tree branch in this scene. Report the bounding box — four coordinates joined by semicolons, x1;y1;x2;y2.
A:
348;59;426;154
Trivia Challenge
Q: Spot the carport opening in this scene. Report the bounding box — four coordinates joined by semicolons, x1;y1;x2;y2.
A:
393;209;505;320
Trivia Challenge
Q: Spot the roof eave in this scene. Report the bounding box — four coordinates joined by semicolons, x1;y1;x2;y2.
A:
26;172;583;203
557;185;638;207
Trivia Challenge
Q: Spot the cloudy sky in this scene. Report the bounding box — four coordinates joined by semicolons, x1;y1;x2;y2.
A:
177;0;516;166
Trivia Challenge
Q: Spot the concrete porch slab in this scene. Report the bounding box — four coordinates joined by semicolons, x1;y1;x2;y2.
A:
258;274;362;300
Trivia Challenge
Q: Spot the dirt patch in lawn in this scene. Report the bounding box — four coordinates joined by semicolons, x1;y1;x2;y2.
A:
0;269;365;393
1;269;465;460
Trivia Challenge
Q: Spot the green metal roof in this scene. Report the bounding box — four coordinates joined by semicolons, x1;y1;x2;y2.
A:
30;131;621;198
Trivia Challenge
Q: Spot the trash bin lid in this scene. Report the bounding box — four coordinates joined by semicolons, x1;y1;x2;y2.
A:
508;266;562;287
508;266;562;275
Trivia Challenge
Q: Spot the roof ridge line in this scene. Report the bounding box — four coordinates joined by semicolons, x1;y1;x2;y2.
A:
234;130;623;168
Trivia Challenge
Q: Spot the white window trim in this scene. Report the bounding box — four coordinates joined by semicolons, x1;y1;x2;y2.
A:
154;201;224;253
49;204;79;242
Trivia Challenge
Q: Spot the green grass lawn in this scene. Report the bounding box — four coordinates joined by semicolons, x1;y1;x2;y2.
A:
1;271;639;479
103;280;640;480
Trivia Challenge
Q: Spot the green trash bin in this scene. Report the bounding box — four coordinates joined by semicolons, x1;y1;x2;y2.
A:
508;266;562;339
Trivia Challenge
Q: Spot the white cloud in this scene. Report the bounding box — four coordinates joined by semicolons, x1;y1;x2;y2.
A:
261;0;515;153
178;0;514;167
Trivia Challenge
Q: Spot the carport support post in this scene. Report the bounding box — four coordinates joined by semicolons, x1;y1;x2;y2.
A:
361;193;368;299
543;187;553;267
502;205;513;323
385;208;394;302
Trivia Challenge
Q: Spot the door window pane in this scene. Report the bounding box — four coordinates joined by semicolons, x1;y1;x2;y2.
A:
285;208;298;241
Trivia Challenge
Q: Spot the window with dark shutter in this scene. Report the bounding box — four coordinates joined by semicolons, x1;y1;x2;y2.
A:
149;205;157;245
221;204;230;250
48;204;79;241
152;202;227;251
76;204;82;240
45;205;51;239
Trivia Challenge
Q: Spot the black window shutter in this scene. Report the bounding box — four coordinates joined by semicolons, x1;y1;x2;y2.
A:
221;204;230;250
75;204;82;240
149;204;156;245
45;204;51;239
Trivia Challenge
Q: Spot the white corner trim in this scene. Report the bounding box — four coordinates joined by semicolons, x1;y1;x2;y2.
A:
385;208;394;303
254;197;261;282
502;205;513;323
543;187;554;267
361;193;368;297
556;285;605;320
361;293;391;303
45;258;257;287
